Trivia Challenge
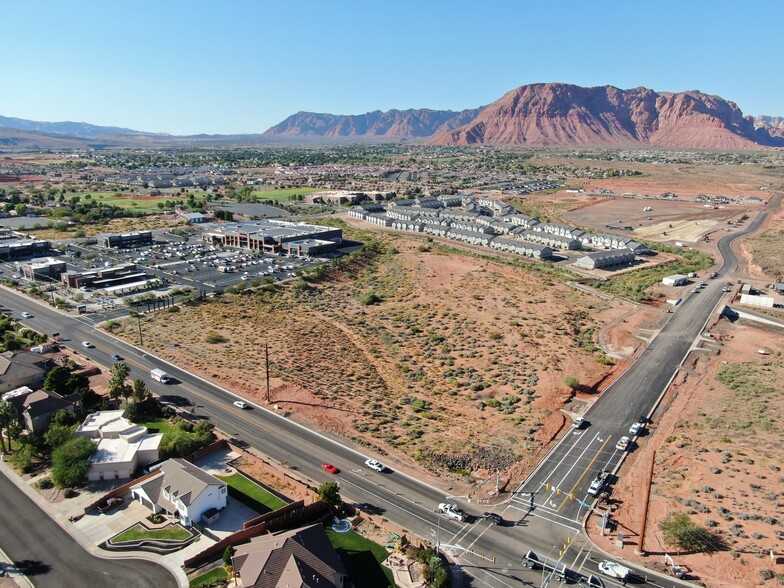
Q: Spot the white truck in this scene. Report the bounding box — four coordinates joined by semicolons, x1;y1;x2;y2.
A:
587;470;609;496
598;560;630;580
150;368;172;384
437;502;467;522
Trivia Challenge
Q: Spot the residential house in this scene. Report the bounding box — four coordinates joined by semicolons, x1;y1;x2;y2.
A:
131;458;227;526
76;410;162;481
0;351;50;395
1;386;79;434
232;523;347;588
489;238;552;259
573;248;636;270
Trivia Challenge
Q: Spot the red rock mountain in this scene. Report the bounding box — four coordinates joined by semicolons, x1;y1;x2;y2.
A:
433;84;781;149
263;84;782;149
263;108;484;139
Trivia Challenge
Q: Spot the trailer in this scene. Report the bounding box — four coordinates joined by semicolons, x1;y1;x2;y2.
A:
598;560;630;580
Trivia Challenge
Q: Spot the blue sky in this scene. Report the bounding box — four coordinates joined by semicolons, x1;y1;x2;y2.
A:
3;1;782;135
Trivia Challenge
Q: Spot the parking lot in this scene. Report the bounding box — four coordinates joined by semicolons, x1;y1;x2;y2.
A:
2;227;331;314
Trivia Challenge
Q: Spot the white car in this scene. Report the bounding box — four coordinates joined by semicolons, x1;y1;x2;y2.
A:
233;400;247;409
364;459;386;472
81;341;94;348
629;422;643;436
572;417;586;429
615;436;630;451
21;312;33;318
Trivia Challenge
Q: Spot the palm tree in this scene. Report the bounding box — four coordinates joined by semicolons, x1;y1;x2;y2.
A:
0;401;19;453
108;361;130;401
131;379;149;404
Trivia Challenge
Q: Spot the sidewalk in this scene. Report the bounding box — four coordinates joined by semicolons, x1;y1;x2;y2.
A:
0;459;189;587
0;545;34;588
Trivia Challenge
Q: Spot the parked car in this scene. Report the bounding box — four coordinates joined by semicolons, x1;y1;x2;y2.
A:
322;462;339;474
572;417;586;429
81;341;94;348
364;459;386;472
615;436;630;451
98;496;124;514
482;512;503;525
629;421;644;436
233;400;247;409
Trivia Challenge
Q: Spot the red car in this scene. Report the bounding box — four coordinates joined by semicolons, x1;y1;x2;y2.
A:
322;462;339;474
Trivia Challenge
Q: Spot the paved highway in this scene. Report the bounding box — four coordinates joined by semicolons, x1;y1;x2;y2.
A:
0;470;177;588
0;206;768;587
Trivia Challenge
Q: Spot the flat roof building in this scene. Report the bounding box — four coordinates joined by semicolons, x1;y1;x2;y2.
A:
202;220;342;253
96;231;153;249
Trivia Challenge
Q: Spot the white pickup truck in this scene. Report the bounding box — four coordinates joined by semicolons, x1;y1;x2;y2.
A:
598;560;631;580
437;503;467;522
150;368;172;384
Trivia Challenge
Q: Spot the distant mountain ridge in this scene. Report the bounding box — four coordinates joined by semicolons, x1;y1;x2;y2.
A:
0;115;167;138
263;107;484;139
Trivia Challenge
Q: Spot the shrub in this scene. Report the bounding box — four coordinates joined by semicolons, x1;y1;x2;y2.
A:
564;376;580;390
658;512;716;552
205;332;227;344
51;436;95;488
358;291;381;305
36;477;54;490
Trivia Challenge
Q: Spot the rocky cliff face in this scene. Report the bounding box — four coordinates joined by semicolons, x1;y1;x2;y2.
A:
433;83;782;149
263;107;484;139
754;115;784;138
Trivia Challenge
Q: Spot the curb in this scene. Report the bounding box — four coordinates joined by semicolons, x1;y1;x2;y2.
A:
0;544;34;588
0;461;188;587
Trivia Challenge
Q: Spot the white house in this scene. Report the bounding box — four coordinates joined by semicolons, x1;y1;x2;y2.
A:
131;458;228;526
75;410;162;481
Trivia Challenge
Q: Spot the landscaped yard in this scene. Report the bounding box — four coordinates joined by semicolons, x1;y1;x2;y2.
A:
189;566;228;587
217;472;288;513
139;418;179;436
326;528;395;588
112;522;191;543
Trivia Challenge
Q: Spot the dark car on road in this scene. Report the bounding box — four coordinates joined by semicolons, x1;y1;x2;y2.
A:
482;512;503;525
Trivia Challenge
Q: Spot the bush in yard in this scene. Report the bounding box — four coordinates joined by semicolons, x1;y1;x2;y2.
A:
222;545;235;566
317;481;342;509
9;443;37;473
51;436;95;488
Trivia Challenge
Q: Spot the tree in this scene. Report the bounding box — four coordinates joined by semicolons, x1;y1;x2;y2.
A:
222;545;235;566
51;409;78;428
108;361;130;402
0;400;19;453
131;379;150;404
45;424;75;450
317;481;342;510
659;512;715;553
51;436;95;488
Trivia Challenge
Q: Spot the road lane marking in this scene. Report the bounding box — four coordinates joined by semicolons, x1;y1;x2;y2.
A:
557;434;613;512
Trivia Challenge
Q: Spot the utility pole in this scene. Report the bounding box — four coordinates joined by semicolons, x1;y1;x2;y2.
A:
136;313;144;346
637;449;656;556
265;344;270;403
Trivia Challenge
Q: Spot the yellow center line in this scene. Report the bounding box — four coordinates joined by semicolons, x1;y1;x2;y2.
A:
557;434;613;512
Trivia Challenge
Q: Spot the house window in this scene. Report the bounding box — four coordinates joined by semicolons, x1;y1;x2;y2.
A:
220;486;227;494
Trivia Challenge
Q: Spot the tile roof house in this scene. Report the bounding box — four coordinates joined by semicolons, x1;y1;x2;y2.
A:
131;458;227;526
0;351;51;394
232;523;347;588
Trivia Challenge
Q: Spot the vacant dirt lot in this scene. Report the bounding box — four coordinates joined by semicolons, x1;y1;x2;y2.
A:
110;235;626;482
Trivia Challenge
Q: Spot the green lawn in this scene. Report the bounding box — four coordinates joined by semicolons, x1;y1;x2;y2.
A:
139;418;179;436
326;528;396;588
216;472;288;513
113;523;191;543
88;193;170;212
189;566;228;587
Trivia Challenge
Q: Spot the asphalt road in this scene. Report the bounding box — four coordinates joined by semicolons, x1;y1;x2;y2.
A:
0;471;177;588
0;205;769;588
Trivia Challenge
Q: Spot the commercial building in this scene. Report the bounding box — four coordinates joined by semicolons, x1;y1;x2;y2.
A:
21;257;67;281
96;231;153;249
61;263;148;290
202;220;342;253
0;239;52;260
